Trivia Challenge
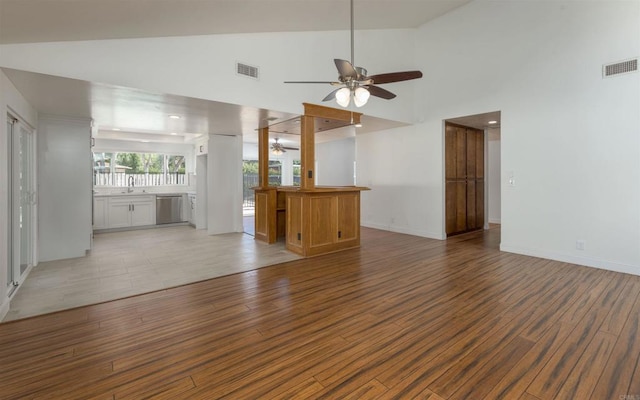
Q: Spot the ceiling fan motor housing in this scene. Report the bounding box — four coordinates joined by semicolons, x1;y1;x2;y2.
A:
355;67;367;79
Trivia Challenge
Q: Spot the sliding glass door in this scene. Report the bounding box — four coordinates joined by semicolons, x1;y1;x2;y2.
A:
7;114;36;295
6;117;14;293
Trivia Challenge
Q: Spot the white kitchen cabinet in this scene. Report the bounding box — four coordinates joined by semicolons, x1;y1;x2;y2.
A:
105;195;156;229
187;194;196;225
108;201;132;228
130;199;155;226
93;197;108;229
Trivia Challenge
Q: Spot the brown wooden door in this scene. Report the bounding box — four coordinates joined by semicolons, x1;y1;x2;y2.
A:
445;123;485;236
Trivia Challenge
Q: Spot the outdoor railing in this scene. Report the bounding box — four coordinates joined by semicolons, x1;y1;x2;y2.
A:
94;172;185;187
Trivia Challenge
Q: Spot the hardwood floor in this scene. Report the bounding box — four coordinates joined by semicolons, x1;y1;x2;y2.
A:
1;227;639;399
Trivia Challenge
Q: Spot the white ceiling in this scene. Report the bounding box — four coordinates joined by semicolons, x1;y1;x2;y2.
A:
447;111;501;130
0;0;472;145
3;67;408;145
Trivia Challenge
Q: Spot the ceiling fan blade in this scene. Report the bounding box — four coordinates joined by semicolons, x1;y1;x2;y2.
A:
283;146;299;151
322;88;341;102
365;85;396;100
369;71;423;85
334;59;358;80
284;81;336;84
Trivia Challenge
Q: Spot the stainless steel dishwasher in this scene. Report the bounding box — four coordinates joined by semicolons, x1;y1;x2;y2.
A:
156;195;183;224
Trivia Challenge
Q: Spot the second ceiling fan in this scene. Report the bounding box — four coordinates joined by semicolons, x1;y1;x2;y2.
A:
284;0;423;108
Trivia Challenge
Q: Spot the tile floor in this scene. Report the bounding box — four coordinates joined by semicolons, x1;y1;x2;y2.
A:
3;225;300;322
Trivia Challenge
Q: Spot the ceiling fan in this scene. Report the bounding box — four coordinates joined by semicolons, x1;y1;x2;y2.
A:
271;138;298;155
284;0;423;108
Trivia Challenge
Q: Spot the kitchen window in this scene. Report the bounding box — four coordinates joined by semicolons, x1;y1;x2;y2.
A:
93;152;186;187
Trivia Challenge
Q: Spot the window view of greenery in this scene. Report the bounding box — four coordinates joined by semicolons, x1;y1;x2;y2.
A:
93;152;186;186
292;160;301;185
243;160;295;208
242;160;285;186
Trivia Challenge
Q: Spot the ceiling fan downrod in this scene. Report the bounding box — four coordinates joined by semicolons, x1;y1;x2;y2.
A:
350;0;355;66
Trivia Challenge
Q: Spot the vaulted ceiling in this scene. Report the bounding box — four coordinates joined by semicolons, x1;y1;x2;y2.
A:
0;0;472;145
0;0;471;44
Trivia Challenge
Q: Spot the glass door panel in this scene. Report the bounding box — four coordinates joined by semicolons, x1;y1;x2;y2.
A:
7;115;35;295
6;118;14;292
19;125;34;274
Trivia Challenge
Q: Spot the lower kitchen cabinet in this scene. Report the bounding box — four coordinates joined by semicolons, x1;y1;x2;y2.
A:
93;197;108;229
108;200;134;228
129;199;155;226
187;194;196;225
95;195;156;229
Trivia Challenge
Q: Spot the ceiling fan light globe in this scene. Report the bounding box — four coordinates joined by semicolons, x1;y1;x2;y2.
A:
335;87;351;107
353;87;370;107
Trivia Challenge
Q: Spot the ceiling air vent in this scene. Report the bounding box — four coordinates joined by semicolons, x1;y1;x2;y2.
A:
603;58;637;78
236;62;259;79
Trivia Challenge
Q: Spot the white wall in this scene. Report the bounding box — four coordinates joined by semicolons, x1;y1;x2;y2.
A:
207;134;243;234
316;137;356;186
488;128;501;224
358;0;640;274
242;142;259;160
357;123;443;238
0;70;38;319
195;154;208;230
38;115;92;262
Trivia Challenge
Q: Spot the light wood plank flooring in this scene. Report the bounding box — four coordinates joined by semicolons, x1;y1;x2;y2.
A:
4;225;300;321
1;227;639;399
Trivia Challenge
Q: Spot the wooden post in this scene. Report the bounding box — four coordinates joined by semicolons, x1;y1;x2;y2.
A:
300;115;315;190
258;126;269;188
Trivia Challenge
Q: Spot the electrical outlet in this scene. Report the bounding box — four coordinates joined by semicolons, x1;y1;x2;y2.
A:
576;240;586;251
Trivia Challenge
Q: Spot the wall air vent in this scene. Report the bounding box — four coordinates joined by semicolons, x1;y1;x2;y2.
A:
236;62;259;79
603;58;637;78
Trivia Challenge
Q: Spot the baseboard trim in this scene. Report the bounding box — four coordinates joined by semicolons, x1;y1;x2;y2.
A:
361;221;444;240
1;263;37;321
500;243;639;276
93;222;189;234
488;218;501;224
0;296;10;321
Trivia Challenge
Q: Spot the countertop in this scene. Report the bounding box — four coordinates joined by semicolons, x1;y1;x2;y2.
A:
253;185;370;193
94;191;189;197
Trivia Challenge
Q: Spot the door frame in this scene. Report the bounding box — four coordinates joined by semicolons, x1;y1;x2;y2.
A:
7;111;38;297
442;118;493;239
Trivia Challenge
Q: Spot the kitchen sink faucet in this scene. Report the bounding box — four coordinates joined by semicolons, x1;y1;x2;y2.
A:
127;175;135;193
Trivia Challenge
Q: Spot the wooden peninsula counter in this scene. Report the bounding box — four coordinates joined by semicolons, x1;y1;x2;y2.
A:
253;103;369;257
254;186;369;257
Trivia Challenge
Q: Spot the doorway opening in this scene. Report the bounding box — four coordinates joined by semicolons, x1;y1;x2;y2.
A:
242;160;259;236
444;111;501;238
242;159;296;236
